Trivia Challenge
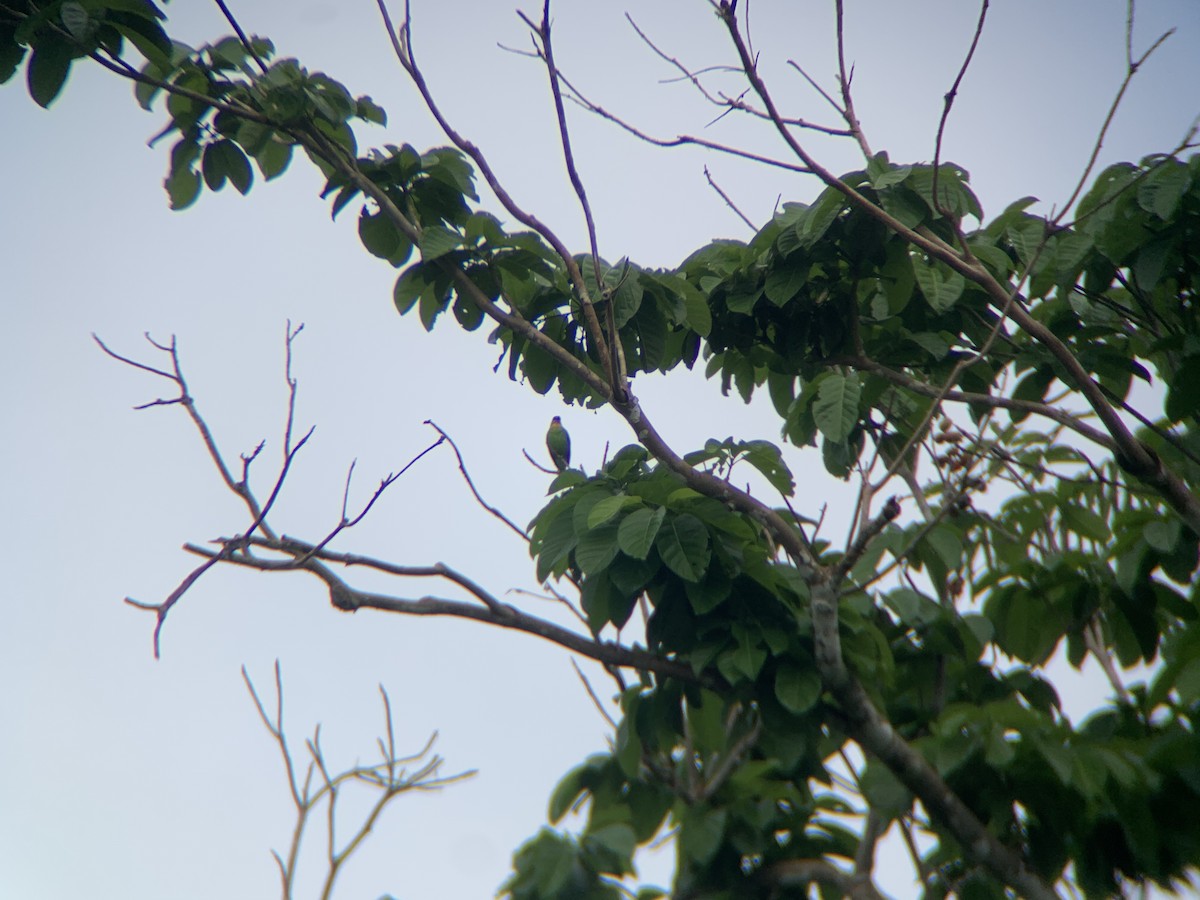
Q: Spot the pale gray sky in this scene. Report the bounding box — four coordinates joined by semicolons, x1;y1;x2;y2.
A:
2;2;1198;898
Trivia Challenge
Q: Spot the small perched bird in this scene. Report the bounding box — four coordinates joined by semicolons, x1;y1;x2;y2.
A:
546;416;571;472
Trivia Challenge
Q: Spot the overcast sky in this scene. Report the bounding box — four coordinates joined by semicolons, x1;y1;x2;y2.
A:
3;2;1199;898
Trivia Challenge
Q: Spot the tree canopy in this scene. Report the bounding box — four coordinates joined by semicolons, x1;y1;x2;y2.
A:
4;1;1200;898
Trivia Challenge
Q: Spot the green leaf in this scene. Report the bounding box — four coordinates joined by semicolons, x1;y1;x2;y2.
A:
355;94;387;125
740;440;796;496
201;139;252;194
885;588;942;629
576;521;621;575
392;265;429;315
0;22;27;85
164;166;201;210
797;187;844;247
684;568;731;614
27;40;74;108
654;272;711;336
60;3;91;42
679;806;726;865
911;255;965;313
813;373;861;443
360;210;400;260
922;523;963;570
617;507;666;560
859;761;912;820
1166;356;1200;422
1137;159;1191;220
254;138;293;180
585;823;636;871
111;13;172;69
764;262;807;306
548;761;595;823
419;224;462;260
1060;504;1111;543
654;514;710;582
775;663;821;714
587;495;640;529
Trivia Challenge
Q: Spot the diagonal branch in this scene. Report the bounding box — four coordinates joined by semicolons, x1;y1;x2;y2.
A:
374;0;615;391
711;1;1200;537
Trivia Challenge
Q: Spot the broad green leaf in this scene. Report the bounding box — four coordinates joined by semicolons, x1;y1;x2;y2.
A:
202;139;252;194
859;760;912;820
254;137;293;180
164;166;201;210
684;568;731;614
419;224;462;260
112;15;173;69
575;521;621;575
27;40;73;108
797;187;844;247
764;261;807;306
740;440;796;496
911;255;965;313
813;373;861;443
871;163;913;189
775;663;821;714
585;823;636;871
60;3;91;42
1060;504;1111;543
0;24;27;85
392;265;429;315
653;272;711;336
654;513;710;582
548;762;593;823
1137;159;1191;220
922;523;963;570
679;806;727;865
885;588;942;629
617;507;666;560
1166;356;1200;422
587;494;640;529
359;210;400;259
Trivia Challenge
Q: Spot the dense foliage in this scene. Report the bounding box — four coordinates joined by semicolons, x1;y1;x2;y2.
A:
5;1;1200;898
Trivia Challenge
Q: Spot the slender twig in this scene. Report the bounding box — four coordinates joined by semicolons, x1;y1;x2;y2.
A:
703;165;757;231
625;13;850;137
1051;8;1175;224
551;64;813;173
425;420;526;541
211;0;270;73
833;0;872;158
570;658;619;730
930;1;989;214
189;535;711;684
375;0;616;393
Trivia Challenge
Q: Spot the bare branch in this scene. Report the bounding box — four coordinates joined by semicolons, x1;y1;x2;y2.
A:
189;535;710;684
834;0;873;158
375;0;616;392
570;658;619;731
931;1;990;214
703;165;757;231
425;420;527;541
625;13;850;138
1051;6;1175;225
211;0;269;74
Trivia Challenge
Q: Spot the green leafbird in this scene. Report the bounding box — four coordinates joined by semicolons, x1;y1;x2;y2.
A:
546;416;571;472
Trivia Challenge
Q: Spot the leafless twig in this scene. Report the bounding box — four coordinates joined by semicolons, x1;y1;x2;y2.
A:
930;1;990;215
242;663;473;900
